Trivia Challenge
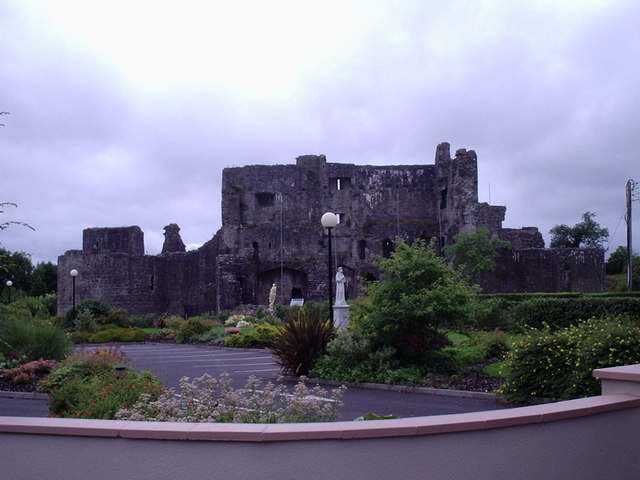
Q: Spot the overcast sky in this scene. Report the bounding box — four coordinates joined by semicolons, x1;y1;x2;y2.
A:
1;0;638;266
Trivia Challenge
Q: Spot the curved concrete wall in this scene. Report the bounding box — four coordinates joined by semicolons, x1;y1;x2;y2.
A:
2;365;639;480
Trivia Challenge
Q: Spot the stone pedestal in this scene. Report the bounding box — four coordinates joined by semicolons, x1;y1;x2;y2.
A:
333;304;350;330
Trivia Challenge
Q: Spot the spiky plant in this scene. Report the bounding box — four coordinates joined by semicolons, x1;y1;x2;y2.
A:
269;307;335;376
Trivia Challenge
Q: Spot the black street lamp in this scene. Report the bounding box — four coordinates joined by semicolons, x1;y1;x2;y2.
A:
5;280;12;303
70;269;78;323
321;212;337;324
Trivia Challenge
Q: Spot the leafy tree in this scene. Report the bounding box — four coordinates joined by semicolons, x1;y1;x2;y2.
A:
443;227;510;284
549;211;609;249
353;239;477;362
606;246;629;275
30;261;58;296
0;248;34;294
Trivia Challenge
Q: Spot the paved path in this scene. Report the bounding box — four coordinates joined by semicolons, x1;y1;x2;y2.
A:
1;343;515;421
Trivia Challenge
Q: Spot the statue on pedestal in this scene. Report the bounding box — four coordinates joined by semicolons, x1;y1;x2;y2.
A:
335;267;347;306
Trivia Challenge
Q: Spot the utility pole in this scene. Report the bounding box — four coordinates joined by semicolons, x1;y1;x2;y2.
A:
627;180;636;292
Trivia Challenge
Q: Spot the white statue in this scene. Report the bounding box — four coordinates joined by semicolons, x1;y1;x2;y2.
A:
268;283;277;314
335;267;347;305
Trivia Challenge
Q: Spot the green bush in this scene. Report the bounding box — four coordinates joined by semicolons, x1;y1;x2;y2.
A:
311;330;460;384
0;318;70;361
476;330;509;359
500;316;640;403
87;327;149;343
64;298;111;328
510;297;640;331
43;348;163;419
269;307;335;376
97;308;129;327
128;314;156;329
223;323;283;348
224;332;257;348
353;239;477;362
74;309;97;333
11;296;51;318
164;315;186;330
175;318;213;343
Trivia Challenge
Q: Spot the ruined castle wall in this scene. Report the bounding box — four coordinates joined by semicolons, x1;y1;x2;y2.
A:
57;143;605;316
57;250;164;315
480;248;606;293
83;226;144;254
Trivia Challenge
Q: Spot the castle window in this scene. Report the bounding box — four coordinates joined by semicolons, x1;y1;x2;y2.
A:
336;213;344;224
382;238;394;258
330;177;352;192
358;240;366;260
256;192;275;207
440;188;447;209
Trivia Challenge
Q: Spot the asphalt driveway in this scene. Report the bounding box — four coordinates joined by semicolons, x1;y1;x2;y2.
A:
1;343;515;421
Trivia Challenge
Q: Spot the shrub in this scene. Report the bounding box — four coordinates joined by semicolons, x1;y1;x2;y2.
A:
0;319;70;361
164;315;186;330
74;309;97;333
224;333;257;348
269;307;335;376
2;359;57;386
64;298;111;327
476;330;509;359
353;239;478;363
87;327;149;343
175;318;213;343
98;308;130;327
224;314;246;327
224;324;282;348
49;370;163;419
310;331;400;383
12;296;51;318
43;347;164;419
116;373;345;423
127;313;155;329
500;316;640;403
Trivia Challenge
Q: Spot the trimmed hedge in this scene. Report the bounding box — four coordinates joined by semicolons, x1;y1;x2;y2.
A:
510;297;640;331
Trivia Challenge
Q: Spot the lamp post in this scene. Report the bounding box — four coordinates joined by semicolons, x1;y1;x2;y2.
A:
321;212;337;324
5;280;12;303
70;269;78;324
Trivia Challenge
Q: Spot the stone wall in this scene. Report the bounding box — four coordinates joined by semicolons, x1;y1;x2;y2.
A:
480;247;605;293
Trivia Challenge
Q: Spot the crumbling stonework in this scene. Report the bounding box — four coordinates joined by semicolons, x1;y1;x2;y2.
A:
57;143;605;316
161;223;186;254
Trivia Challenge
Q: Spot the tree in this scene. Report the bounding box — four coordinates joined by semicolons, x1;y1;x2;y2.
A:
31;261;58;296
443;227;510;284
550;211;609;249
0;248;34;294
354;239;477;362
606;246;628;275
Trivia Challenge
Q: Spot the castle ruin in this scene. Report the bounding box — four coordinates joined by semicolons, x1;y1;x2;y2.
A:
57;143;605;316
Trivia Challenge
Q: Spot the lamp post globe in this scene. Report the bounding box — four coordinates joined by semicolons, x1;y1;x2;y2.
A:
321;212;337;229
321;212;337;324
5;280;12;303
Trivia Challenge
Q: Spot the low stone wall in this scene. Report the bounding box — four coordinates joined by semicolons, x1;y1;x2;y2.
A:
2;365;639;480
